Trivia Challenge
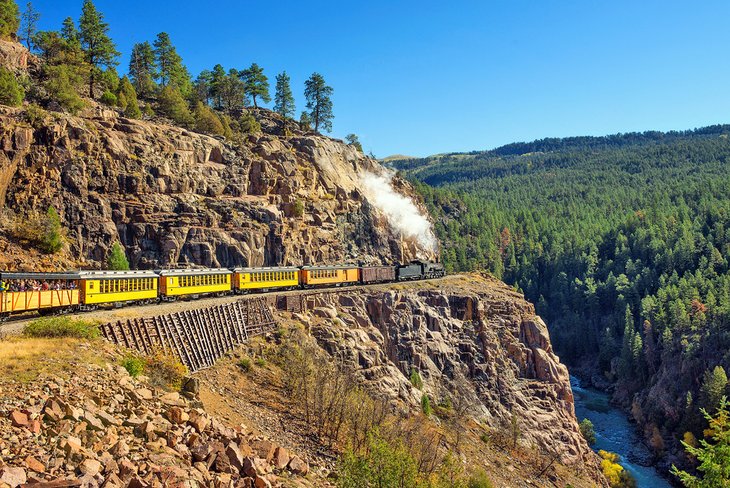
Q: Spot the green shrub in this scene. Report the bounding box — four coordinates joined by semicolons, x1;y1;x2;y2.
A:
579;418;596;445
421;393;432;416
292;199;304;218
239;110;261;134
107;242;130;270
157;85;193;126
24;104;47;128
118;76;141;119
238;357;252;372
467;470;494;488
41;206;64;254
254;357;266;367
24;317;99;339
193;101;224;135
338;430;419;488
122;354;145;377
145;351;188;391
0;67;24;106
100;67;120;93
100;89;117;106
44;65;85;114
409;368;423;389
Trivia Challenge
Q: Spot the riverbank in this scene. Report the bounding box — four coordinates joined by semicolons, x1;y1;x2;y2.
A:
571;376;673;487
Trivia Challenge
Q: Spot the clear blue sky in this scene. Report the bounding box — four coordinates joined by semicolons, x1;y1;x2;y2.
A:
29;0;730;157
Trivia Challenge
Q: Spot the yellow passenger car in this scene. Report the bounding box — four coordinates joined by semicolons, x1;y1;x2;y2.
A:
79;270;159;306
232;267;300;292
158;268;231;299
0;272;80;316
300;266;359;287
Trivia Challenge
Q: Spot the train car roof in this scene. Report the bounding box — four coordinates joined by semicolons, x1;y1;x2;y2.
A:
156;268;232;276
78;270;159;279
232;266;300;272
301;265;359;270
0;272;82;280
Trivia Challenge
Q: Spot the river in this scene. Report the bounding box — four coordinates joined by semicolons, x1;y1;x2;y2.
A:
571;376;673;488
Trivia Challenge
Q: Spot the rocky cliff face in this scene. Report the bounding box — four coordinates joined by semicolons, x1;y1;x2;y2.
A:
0;103;433;270
295;274;604;483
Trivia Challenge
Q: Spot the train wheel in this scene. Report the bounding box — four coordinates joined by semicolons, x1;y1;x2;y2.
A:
0;313;8;323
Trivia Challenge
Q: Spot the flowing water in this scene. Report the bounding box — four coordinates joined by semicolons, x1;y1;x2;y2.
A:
571;376;672;487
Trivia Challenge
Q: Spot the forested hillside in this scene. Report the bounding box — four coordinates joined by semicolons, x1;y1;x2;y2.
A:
391;127;730;469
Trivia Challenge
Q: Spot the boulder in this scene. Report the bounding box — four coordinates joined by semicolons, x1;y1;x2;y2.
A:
0;466;26;488
9;410;28;428
287;456;308;476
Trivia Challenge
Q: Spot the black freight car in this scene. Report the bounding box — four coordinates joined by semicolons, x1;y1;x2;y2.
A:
360;265;396;284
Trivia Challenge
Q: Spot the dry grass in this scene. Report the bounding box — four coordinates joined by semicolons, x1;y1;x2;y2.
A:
0;337;103;383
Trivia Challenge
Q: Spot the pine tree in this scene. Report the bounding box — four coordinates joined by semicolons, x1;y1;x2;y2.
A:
78;0;119;98
345;134;363;152
619;305;636;379
209;64;226;108
193;69;212;105
241;63;270;108
273;71;295;119
672;397;730;487
117;75;140;118
299;111;311;131
19;1;39;50
128;41;157;98
219;69;245;112
107;242;129;270
304;72;334;133
60;16;78;43
0;0;20;39
153;32;190;96
700;366;728;413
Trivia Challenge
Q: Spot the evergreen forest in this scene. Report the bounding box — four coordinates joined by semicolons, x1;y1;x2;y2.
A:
392;127;730;460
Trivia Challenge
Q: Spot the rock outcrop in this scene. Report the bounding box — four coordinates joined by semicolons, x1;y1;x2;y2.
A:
0;103;433;270
301;274;597;471
0;353;320;488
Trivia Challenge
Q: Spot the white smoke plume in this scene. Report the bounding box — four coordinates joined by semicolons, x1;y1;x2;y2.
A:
359;170;438;254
